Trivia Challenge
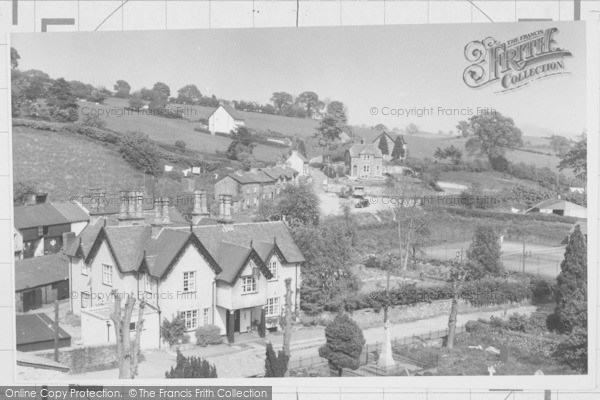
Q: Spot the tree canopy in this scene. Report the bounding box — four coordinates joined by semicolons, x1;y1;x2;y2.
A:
319;313;365;376
558;134;586;179
461;112;523;166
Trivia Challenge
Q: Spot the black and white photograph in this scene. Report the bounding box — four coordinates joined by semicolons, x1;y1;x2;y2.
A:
9;21;595;384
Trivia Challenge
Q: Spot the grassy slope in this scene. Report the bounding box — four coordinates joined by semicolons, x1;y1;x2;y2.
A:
12;126;145;201
98;98;560;170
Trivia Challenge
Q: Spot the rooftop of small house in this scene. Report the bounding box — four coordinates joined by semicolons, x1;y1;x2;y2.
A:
14;201;90;230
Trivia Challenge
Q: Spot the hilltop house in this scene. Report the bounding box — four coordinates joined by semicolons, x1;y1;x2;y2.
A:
346;142;383;179
214;166;299;213
372;132;406;161
208;105;245;135
14;197;90;259
64;195;303;347
286;150;309;177
526;199;587;219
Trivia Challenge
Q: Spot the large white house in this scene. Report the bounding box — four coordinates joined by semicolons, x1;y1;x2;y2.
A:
285;150;309;177
64;195;303;348
208;104;245;135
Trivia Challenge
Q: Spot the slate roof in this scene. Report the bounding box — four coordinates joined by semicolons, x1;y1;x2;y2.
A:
63;218;113;258
209;104;245;121
193;221;304;264
16;313;71;346
16;351;69;372
81;221;302;282
225;170;275;185
15;253;69;291
14;202;89;230
347;143;383;158
262;165;298;180
527;199;586;212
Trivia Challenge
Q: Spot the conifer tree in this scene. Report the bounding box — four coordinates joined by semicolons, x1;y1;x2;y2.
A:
378;134;389;156
165;350;217;378
466;225;504;275
264;342;289;377
319;313;365;376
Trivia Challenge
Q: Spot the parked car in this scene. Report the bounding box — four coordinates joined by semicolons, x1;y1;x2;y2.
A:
355;198;370;208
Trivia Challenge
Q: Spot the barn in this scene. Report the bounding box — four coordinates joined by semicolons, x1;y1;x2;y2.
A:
16;313;72;352
15;253;70;312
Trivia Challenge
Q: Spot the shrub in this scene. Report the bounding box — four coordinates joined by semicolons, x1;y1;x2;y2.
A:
364;255;383;270
554;327;587;373
118;131;163;176
174;140;186;150
264;342;289;377
506;313;529;333
161;315;187;346
81;114;107;129
319;313;365;376
465;320;487;332
165;350;217;378
195;325;223;347
529;277;556;305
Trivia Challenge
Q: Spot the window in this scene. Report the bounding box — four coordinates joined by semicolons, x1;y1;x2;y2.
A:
268;260;278;280
254;186;258;193
180;309;198;330
266;297;280;316
242;276;257;294
183;271;196;292
81;263;89;276
102;264;113;286
129;322;136;330
203;308;211;325
145;274;155;293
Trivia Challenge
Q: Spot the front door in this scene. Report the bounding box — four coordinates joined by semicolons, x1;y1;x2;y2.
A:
234;309;241;333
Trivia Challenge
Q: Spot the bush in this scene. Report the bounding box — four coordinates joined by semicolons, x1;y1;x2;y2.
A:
161;315;187;346
118;131;163;176
465;320;487;332
165;350;218;378
195;325;223;347
529;277;556;305
506;313;529;333
81;114;107;129
554;327;587;373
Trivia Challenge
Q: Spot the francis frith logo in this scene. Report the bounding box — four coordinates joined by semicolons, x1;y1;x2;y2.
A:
463;28;572;92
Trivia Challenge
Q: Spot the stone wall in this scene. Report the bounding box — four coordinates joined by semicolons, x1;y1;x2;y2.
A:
35;343;144;374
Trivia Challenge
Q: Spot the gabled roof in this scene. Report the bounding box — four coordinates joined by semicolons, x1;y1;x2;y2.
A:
213;241;272;284
527;199;587;212
64;218;114;258
288;151;308;163
16;313;71;346
15;253;69;291
144;229;222;279
14;202;90;230
347;143;383;158
209;104;245;121
192;221;304;264
262;165;298;180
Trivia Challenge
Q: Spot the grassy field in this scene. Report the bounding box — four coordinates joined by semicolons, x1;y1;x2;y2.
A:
12;125;146;201
83;98;288;163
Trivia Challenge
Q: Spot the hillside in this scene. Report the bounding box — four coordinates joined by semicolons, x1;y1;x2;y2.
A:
12;126;146;201
82;98;289;163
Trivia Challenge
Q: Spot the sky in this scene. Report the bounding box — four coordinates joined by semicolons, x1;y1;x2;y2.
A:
12;21;587;136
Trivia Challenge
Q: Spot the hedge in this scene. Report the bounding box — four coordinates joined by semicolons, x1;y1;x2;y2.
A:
435;206;578;224
343;277;531;313
195;324;223;347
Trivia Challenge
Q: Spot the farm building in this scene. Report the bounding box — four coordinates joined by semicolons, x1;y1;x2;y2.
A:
526;199;587;219
15;253;70;312
16;313;71;352
14;198;89;259
208;104;245;135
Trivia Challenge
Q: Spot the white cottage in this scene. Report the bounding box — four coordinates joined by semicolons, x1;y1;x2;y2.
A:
208;105;245;135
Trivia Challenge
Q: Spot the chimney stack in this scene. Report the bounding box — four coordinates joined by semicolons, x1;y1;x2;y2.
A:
134;190;144;219
152;196;172;237
118;190;129;221
89;188;107;214
61;232;77;251
217;194;233;224
22;192;37;206
192;189;210;225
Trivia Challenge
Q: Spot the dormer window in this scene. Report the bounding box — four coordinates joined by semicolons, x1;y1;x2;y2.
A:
183;271;196;292
268;260;278;281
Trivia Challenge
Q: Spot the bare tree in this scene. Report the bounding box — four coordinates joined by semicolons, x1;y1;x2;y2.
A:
391;180;439;270
446;260;468;349
110;290;146;379
281;278;294;377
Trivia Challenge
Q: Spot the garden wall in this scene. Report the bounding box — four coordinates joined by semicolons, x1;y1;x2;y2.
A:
35;343;144;374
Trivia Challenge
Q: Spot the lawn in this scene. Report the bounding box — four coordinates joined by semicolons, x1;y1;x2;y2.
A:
12;126;146;201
